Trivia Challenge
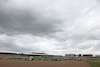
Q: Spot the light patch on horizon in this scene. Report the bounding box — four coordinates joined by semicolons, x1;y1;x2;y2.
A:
0;34;59;54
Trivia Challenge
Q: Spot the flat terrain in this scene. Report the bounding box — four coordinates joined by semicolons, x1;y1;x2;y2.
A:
0;60;90;67
86;60;100;67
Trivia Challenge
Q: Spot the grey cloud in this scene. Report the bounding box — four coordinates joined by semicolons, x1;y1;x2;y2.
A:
92;41;100;51
0;0;9;3
0;1;63;36
0;0;100;55
0;40;40;53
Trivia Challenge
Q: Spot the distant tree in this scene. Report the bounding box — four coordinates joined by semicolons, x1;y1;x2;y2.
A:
78;54;81;56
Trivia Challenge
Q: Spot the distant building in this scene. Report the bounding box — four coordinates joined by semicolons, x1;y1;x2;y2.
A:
0;52;28;58
0;52;63;58
65;54;76;57
83;54;93;57
31;52;48;55
96;55;100;58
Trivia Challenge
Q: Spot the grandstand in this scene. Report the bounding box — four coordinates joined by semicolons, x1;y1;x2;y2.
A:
0;52;63;59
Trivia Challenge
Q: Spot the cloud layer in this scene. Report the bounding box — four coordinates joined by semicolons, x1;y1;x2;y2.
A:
0;0;100;55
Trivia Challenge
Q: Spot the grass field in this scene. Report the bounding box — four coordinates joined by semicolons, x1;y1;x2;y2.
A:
85;60;100;67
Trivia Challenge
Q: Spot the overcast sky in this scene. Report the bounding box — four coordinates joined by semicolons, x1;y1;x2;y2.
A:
0;0;100;55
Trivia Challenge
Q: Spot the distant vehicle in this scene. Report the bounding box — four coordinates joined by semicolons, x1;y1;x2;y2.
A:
53;59;61;61
29;58;33;61
76;58;81;61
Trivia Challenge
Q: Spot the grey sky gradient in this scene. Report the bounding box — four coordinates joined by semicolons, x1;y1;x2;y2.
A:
0;0;100;55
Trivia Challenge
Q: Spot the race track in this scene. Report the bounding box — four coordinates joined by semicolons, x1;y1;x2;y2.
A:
0;60;90;67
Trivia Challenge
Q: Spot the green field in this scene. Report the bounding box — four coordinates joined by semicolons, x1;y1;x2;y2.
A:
85;60;100;67
7;58;76;61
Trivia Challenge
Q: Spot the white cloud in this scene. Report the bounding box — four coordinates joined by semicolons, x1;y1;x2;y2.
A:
0;34;59;54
